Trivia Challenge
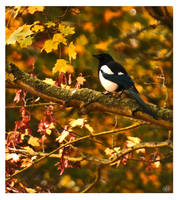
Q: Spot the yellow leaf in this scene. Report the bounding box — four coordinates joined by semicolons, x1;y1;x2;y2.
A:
27;6;44;14
49;122;55;129
46;128;52;135
76;75;86;85
56;129;69;143
127;136;141;144
85;124;94;133
95;41;108;51
43;78;56;85
83;22;94;32
76;34;88;46
58;24;75;36
6;153;20;161
6;24;33;45
22;146;35;154
28;136;40;147
45;21;56;28
19;36;33;48
52;59;74;74
68;42;77;62
69;118;86;128
41;39;58;53
104;9;121;22
53;33;67;45
32;25;44;32
25;187;36;193
6;72;15;82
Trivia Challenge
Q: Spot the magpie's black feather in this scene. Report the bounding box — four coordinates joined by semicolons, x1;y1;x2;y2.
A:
93;53;157;120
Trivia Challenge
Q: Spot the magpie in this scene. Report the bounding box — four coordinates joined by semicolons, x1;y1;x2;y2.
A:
93;53;157;119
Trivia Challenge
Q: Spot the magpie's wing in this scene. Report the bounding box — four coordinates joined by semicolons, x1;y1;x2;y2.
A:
106;61;128;74
100;69;134;90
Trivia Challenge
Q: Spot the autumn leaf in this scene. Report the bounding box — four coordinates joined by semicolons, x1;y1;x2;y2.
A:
28;135;40;147
25;187;37;193
56;129;69;143
6;72;15;82
68;42;77;62
53;33;67;45
69;118;86;128
43;78;56;85
104;9;121;22
31;25;44;32
19;36;33;48
76;73;86;88
58;24;75;36
6;153;20;161
41;39;58;53
6;24;33;45
45;21;55;28
27;6;44;14
52;59;74;74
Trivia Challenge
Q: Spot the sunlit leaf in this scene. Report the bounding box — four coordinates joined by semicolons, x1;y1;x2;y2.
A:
69;118;86;128
43;78;56;86
31;25;44;32
28;135;40;147
27;6;44;14
45;21;56;28
19;36;33;48
68;42;77;62
41;39;58;53
56;129;69;143
6;24;33;45
25;187;37;193
52;59;74;74
53;33;67;45
58;24;75;36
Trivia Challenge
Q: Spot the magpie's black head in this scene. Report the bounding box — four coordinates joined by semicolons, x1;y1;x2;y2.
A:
93;53;114;65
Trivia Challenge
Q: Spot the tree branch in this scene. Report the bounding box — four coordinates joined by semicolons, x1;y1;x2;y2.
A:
81;139;172;193
5;122;143;181
6;63;173;129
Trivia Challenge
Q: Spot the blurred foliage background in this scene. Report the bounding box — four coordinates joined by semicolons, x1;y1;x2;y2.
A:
6;6;173;193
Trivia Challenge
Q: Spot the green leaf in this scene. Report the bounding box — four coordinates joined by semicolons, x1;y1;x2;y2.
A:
6;24;33;45
19;36;33;48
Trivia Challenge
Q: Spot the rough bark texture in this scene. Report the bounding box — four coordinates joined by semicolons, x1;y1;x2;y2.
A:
6;63;173;129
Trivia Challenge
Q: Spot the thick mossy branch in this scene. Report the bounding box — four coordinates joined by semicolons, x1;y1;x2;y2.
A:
6;63;173;129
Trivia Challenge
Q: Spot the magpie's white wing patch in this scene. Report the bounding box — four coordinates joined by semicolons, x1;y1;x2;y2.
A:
99;67;118;92
100;65;114;75
118;72;124;75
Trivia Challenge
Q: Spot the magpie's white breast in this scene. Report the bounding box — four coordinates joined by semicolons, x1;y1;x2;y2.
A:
99;65;118;92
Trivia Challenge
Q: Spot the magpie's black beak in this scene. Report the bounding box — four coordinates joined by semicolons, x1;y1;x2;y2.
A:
93;54;99;59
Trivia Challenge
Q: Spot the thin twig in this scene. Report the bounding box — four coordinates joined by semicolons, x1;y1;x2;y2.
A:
80;165;102;193
6;122;143;181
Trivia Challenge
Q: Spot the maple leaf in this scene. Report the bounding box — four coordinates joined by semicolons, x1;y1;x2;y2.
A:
45;21;55;28
52;59;74;74
25;187;37;193
68;42;77;62
6;24;33;45
69;118;86;128
43;78;56;85
28;135;40;147
41;39;58;53
53;33;67;45
76;73;86;88
31;25;44;32
56;129;69;143
19;36;33;48
27;6;44;14
58;24;75;36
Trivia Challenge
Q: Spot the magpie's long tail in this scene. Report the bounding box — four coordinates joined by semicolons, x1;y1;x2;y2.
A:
128;88;157;120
